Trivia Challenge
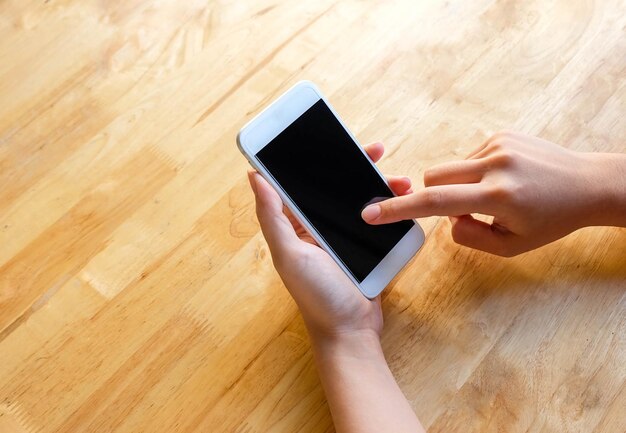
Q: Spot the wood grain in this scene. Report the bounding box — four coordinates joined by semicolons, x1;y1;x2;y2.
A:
1;1;625;432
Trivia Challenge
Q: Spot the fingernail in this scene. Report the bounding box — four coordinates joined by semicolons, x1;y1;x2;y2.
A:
361;205;381;222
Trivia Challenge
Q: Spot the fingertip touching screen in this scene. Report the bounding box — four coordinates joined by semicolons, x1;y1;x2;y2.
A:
256;99;414;282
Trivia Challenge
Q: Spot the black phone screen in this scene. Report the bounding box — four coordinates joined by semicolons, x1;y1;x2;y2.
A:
256;99;414;282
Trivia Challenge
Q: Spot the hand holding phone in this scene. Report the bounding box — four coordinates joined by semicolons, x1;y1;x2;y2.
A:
238;81;424;298
248;150;427;433
247;142;413;338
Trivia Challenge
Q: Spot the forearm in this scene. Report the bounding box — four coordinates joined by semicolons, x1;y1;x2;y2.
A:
310;330;425;433
584;152;626;227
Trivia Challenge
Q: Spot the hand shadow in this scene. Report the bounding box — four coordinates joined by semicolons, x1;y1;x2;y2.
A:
378;220;625;406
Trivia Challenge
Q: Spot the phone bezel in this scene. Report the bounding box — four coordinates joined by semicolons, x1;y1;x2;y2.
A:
237;80;424;298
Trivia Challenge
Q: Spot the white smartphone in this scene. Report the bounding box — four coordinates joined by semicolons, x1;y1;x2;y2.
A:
237;81;424;298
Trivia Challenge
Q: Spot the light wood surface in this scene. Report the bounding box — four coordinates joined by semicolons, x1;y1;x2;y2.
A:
1;1;625;432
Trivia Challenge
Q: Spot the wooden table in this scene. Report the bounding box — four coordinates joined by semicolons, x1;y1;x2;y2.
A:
1;1;624;432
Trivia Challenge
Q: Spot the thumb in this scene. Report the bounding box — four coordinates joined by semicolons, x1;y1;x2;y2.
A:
248;171;300;254
449;215;516;257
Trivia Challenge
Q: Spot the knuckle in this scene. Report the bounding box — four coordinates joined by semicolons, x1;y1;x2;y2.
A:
421;189;442;209
486;140;503;153
491;150;516;168
508;182;525;200
486;133;515;152
486;184;514;203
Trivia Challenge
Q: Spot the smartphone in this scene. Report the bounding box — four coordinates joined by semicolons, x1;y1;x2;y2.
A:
237;81;424;298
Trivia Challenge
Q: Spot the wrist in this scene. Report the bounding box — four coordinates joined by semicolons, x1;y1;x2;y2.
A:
308;327;425;433
582;152;626;227
309;328;384;363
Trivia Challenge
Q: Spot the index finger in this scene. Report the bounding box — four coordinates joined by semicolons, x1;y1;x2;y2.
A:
361;184;497;224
